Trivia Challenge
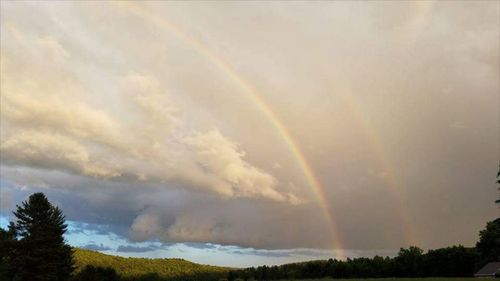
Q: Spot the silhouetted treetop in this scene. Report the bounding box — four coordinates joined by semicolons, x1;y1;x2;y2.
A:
8;192;74;281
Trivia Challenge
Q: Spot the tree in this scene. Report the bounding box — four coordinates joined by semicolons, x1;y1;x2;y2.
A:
9;192;74;281
72;265;119;281
393;246;424;277
496;165;500;185
0;223;17;281
422;245;477;277
496;166;500;205
476;218;500;266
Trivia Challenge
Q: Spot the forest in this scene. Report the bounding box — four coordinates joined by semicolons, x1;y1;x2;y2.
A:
226;245;481;280
72;248;228;281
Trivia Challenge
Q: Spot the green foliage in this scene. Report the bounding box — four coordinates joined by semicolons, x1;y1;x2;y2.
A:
227;246;478;280
476;218;500;265
497;166;500;185
7;192;74;281
0;224;17;281
72;248;229;281
72;265;120;281
393;246;424;277
422;246;477;277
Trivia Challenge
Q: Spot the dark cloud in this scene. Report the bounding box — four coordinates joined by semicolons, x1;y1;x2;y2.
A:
182;242;219;249
116;245;161;253
82;243;112;251
230;250;291;258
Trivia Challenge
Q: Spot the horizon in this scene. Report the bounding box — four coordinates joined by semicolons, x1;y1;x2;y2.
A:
0;1;499;268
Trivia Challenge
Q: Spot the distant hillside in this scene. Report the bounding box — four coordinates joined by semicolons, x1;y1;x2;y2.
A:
73;248;229;280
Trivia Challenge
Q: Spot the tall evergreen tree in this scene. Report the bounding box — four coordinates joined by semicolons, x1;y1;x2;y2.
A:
10;193;74;281
0;223;17;281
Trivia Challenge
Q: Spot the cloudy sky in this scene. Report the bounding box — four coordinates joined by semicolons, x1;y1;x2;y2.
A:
0;1;498;267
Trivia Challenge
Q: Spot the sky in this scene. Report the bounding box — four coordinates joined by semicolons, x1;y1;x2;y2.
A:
0;1;499;267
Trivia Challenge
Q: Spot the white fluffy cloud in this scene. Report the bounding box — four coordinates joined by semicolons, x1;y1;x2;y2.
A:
0;130;120;178
183;130;287;201
0;22;297;204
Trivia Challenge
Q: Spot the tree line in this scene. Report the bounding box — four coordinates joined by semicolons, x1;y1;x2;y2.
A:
226;244;483;280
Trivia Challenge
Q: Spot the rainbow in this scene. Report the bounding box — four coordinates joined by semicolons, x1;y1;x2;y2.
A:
111;1;430;257
333;1;437;246
112;1;346;258
335;88;418;246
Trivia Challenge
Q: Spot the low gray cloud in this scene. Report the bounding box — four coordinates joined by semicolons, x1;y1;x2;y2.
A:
82;243;112;251
231;250;291;258
182;242;219;250
117;245;162;253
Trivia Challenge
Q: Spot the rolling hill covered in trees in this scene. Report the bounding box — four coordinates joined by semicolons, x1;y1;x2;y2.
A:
73;248;229;281
72;245;480;281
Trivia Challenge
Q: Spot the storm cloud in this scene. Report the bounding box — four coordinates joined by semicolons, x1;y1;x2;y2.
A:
0;0;498;256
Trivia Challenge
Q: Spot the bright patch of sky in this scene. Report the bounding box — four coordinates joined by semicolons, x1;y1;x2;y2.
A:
0;216;8;229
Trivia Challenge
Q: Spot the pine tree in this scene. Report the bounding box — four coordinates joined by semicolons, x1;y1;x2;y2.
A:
10;193;74;281
0;223;17;281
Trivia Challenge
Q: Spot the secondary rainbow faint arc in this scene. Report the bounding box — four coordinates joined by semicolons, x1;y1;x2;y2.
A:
113;2;346;259
336;89;418;246
329;1;436;247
